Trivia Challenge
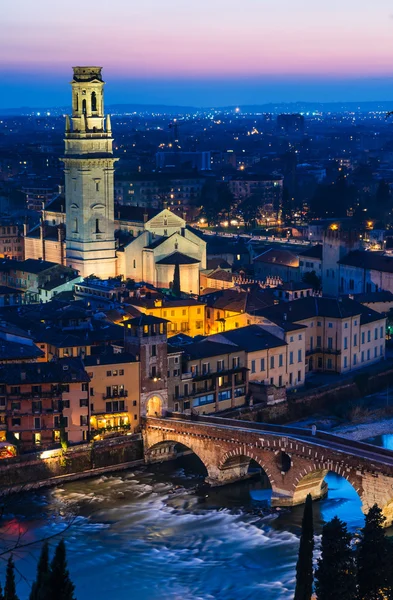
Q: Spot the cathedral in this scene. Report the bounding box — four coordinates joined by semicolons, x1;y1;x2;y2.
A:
24;67;206;293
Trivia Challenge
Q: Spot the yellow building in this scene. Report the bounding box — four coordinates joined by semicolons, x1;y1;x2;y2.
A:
181;340;249;414
257;296;386;375
84;353;140;437
202;288;276;335
209;323;306;390
128;297;205;338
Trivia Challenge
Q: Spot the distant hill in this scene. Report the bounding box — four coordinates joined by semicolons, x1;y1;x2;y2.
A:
1;100;392;116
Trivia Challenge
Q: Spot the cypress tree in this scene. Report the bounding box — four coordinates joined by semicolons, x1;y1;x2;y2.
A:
48;540;75;600
357;504;391;600
29;542;50;600
4;556;19;600
315;516;356;600
294;494;314;600
172;262;181;297
0;581;4;600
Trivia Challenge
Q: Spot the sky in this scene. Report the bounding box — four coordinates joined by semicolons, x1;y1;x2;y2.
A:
1;0;393;108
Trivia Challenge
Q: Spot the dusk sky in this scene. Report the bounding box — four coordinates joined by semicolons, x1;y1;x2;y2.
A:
2;0;393;108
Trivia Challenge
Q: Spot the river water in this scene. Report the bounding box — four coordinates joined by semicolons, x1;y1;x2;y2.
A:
0;454;368;600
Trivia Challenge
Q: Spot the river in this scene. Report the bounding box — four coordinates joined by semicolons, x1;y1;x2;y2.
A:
0;453;369;600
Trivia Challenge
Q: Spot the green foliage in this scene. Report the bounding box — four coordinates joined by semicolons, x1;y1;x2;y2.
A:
302;270;321;292
172;263;181;297
354;372;369;396
59;415;69;452
48;541;76;600
357;504;391;600
4;556;19;600
315;516;356;600
29;542;50;600
200;180;234;224
294;494;314;600
310;173;357;218
241;193;263;229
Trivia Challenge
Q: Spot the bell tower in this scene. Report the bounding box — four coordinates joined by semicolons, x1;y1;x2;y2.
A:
61;66;117;278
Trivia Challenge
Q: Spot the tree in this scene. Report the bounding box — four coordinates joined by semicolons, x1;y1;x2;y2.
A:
357;504;391;600
376;180;391;207
315;516;356;600
172;263;181;297
29;542;50;600
294;494;314;600
241;193;263;229
48;540;75;600
4;556;19;600
302;270;321;292
281;186;292;222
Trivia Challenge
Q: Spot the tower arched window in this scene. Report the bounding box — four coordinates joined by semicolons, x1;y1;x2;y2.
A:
82;99;87;115
95;218;101;234
73;218;78;233
91;92;97;112
75;94;79;112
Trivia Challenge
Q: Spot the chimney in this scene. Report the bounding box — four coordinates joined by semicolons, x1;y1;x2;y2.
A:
96;357;100;365
143;211;149;223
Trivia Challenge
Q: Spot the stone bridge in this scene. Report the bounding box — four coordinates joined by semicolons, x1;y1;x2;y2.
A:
142;414;393;526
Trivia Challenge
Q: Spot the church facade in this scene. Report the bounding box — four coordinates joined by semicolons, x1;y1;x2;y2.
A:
24;67;206;293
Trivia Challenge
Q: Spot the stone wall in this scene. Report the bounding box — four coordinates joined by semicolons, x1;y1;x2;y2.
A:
0;436;143;492
221;364;393;424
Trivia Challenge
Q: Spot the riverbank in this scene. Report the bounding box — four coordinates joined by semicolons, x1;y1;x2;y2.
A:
332;416;393;441
0;435;143;493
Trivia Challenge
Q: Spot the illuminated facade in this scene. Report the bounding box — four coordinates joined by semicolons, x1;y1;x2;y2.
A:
61;67;117;278
84;354;140;437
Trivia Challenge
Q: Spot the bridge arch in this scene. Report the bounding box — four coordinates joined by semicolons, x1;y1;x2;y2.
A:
218;449;274;489
144;439;215;479
292;463;362;506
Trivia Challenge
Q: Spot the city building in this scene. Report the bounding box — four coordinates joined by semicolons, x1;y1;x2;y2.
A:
208;323;306;389
228;174;283;205
84;352;140;438
123;315;169;416
0;358;89;451
257;297;386;375
338;251;393;296
0;259;80;303
127;296;206;338
299;244;323;278
253;248;300;282
322;228;361;296
0;220;24;261
202;287;275;335
180;340;249;414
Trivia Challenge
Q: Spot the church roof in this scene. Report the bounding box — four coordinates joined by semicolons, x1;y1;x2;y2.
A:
115;205;160;223
146;236;168;250
156;252;200;266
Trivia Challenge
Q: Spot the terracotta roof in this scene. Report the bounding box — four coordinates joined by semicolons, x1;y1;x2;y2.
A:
299;244;323;260
207;269;233;282
254;248;299;268
156;252;200;265
338;251;393;273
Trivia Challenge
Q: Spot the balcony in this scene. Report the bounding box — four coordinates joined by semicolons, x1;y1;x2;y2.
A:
103;391;128;400
92;406;128;415
306;347;341;357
